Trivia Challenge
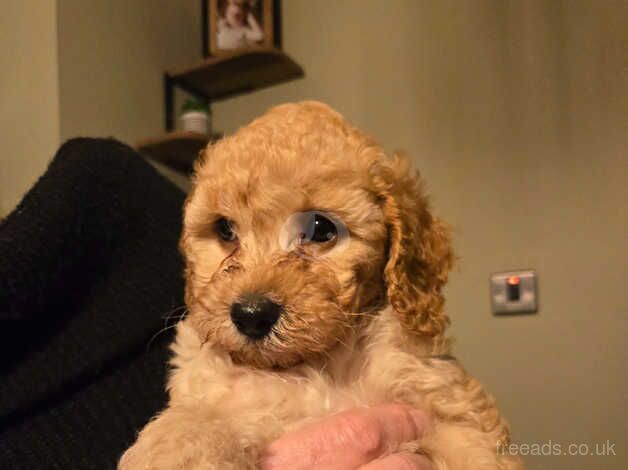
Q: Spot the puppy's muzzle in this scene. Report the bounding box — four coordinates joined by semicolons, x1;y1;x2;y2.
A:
230;294;281;340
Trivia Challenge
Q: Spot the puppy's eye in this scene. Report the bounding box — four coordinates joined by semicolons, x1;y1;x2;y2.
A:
279;210;349;254
215;217;237;242
301;213;337;244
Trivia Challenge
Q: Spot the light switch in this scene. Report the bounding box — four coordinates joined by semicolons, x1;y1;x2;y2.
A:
490;270;537;315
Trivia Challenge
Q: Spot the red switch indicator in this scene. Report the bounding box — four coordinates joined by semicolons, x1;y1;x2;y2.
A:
506;276;520;301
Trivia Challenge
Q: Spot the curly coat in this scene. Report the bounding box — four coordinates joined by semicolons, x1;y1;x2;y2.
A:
119;102;522;469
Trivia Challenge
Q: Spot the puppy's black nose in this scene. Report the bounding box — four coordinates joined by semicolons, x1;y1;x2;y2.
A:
230;295;281;340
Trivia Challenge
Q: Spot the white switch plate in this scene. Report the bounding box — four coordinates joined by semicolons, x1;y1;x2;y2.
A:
490;270;538;315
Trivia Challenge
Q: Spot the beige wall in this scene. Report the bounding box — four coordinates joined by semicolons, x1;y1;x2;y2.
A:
213;1;628;469
0;0;60;216
56;0;200;190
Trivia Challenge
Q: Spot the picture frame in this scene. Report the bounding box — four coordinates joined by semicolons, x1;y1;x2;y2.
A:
202;0;282;57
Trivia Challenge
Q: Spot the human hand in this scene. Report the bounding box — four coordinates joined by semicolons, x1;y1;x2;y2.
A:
259;404;432;470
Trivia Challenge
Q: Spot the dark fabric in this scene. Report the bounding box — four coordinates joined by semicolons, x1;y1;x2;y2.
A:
0;138;186;469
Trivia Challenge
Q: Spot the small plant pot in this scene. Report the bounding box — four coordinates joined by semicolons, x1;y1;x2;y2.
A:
180;111;210;135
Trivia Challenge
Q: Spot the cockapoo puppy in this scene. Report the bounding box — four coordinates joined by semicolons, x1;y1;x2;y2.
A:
120;102;522;469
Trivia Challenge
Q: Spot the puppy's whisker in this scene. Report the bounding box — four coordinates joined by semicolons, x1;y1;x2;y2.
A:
161;304;187;320
146;323;180;351
334;337;353;351
163;310;188;326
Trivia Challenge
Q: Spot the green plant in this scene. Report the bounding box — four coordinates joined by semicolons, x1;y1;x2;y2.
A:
181;97;210;114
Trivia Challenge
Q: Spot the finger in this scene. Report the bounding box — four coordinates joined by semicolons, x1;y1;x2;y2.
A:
358;452;433;470
365;404;432;453
260;405;431;470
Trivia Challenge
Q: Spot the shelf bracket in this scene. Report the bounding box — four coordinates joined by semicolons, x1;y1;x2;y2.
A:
164;73;174;132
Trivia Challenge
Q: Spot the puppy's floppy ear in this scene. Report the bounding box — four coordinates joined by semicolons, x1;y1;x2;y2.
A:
372;153;454;337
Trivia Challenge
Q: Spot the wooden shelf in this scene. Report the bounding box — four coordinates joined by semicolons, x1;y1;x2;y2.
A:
139;48;304;173
168;47;304;101
136;131;221;174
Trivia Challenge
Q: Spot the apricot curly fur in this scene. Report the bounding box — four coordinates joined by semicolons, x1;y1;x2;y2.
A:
119;101;522;470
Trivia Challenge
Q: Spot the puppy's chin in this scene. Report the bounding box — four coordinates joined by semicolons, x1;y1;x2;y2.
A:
227;343;307;370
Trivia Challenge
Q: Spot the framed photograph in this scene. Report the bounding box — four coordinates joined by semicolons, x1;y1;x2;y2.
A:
203;0;281;57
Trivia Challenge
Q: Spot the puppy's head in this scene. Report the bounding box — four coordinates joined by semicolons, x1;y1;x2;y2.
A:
181;102;453;368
